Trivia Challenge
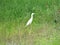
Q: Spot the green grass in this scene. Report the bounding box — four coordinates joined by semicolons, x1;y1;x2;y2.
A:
0;0;60;45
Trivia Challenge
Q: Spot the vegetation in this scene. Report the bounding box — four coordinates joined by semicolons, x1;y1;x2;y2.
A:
0;0;60;45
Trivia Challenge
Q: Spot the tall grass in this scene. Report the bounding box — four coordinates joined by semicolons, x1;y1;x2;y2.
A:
0;0;60;45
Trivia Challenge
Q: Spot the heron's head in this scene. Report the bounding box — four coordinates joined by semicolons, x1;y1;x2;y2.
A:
31;13;35;17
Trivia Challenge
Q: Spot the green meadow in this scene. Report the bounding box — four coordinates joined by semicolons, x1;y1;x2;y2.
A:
0;0;60;45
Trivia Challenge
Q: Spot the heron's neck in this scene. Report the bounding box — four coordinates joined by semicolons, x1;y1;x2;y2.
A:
31;15;33;19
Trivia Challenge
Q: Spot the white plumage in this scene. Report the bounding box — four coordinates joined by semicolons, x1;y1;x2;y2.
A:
25;13;35;27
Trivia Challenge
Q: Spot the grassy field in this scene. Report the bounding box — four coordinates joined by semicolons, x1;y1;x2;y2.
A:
0;0;60;45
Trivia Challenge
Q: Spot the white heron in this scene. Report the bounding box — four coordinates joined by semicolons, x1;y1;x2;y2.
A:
25;13;35;27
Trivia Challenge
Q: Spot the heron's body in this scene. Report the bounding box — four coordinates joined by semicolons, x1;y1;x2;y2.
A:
26;13;34;27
